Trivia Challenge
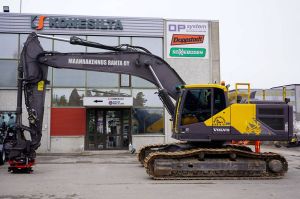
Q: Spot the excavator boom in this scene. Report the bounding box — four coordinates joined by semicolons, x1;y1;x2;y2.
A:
7;32;184;172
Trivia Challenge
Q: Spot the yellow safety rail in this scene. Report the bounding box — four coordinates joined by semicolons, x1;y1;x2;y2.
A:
235;83;251;104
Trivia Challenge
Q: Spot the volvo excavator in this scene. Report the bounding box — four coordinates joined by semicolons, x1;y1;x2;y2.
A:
3;32;293;179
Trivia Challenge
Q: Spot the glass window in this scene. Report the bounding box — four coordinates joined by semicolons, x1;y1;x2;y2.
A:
131;76;156;88
181;89;212;125
132;37;163;57
87;72;118;87
47;68;53;86
120;37;131;45
132;108;164;134
20;34;52;52
132;89;162;107
0;34;18;58
119;89;131;97
0;60;17;87
52;88;85;107
53;69;85;87
0;112;16;143
213;88;226;114
120;74;130;87
87;36;118;52
54;35;86;52
0;111;16;126
86;88;119;97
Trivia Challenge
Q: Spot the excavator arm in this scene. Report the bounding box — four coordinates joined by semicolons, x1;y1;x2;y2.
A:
7;32;185;171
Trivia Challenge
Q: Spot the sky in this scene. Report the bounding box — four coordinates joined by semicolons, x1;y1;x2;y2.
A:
1;0;300;89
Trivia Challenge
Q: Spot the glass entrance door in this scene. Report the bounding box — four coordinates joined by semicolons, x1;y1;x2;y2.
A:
86;109;131;150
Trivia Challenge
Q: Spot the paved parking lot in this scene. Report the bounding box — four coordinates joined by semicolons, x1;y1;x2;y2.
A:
0;146;300;199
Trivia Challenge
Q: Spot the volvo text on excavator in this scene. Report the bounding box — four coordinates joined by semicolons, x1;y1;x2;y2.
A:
3;32;293;178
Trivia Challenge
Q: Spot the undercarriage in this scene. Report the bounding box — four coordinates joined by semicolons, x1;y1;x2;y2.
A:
138;143;288;179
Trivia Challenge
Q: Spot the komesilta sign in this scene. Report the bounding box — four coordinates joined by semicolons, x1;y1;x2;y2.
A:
31;16;123;31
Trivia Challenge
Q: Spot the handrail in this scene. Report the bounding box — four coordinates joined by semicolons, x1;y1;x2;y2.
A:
235;83;251;104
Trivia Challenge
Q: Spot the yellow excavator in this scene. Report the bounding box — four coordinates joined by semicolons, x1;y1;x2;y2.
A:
4;32;292;179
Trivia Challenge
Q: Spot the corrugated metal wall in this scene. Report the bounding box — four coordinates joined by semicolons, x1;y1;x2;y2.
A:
0;13;164;37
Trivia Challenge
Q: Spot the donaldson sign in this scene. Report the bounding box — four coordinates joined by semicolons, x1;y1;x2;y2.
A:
31;16;123;30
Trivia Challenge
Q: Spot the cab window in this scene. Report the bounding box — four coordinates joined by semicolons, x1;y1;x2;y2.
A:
213;88;226;114
181;89;212;125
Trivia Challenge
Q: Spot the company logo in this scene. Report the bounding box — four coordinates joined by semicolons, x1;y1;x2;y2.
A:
213;116;226;126
171;34;204;45
168;23;207;33
31;15;123;31
213;128;230;133
31;16;47;30
169;48;206;58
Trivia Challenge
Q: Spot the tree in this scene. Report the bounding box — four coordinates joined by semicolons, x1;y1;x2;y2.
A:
134;92;147;107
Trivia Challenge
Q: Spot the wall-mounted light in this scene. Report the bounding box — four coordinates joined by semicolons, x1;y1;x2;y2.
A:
3;6;10;12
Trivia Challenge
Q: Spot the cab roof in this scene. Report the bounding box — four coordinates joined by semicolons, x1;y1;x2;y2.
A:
183;84;228;92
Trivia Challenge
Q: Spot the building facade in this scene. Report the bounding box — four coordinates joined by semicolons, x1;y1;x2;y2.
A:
0;13;220;153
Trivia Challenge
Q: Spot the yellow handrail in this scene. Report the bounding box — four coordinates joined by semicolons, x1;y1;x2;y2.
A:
235;83;251;104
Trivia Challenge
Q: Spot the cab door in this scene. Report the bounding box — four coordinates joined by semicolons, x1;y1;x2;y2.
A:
211;88;231;135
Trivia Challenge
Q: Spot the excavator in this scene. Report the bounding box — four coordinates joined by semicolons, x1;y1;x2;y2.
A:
3;32;293;179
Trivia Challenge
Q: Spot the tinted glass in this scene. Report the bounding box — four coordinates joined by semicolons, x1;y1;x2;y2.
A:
181;89;212;124
213;88;226;114
0;112;16;129
53;69;85;87
132;108;164;134
132;89;162;107
87;72;118;87
119;89;131;96
0;34;18;58
86;88;119;97
0;60;17;87
120;37;131;45
54;35;86;52
120;74;130;87
132;37;163;57
131;76;156;88
87;36;118;52
52;88;85;107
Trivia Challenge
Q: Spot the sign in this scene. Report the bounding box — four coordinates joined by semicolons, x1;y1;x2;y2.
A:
166;21;209;59
31;16;123;31
83;97;133;107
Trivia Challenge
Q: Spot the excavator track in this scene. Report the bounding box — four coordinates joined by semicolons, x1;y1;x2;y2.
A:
138;142;186;165
144;145;288;180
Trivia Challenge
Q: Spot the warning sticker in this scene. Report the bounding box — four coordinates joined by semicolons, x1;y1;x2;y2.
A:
37;81;44;91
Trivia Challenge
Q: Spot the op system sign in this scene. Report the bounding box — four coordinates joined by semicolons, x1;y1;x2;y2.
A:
166;21;209;59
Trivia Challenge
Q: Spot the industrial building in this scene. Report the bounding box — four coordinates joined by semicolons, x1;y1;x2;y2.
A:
0;13;220;152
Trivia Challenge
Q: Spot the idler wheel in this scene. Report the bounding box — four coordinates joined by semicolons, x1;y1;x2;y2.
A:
268;159;283;173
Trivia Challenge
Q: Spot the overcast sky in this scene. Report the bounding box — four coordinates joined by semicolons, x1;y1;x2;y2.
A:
1;0;299;88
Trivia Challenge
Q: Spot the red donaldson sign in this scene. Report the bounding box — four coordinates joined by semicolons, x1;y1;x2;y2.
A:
171;34;204;45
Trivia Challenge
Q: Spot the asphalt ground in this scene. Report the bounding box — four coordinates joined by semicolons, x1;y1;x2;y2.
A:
0;146;299;199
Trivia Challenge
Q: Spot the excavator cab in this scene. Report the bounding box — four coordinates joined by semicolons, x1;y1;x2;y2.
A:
173;84;228;141
180;86;227;125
